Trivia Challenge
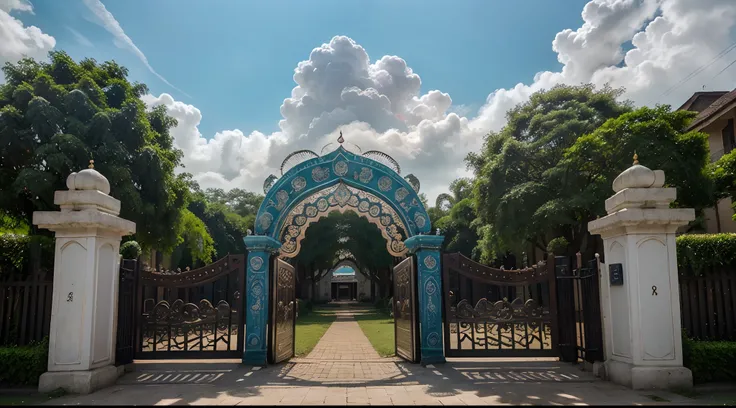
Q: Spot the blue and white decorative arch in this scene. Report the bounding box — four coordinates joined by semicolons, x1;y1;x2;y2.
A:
254;145;431;257
243;141;445;366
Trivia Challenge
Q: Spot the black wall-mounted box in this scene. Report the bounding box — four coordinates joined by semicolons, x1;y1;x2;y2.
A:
609;263;624;286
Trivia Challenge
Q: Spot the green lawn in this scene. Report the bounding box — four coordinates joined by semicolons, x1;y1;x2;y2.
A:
354;312;395;357
294;312;335;357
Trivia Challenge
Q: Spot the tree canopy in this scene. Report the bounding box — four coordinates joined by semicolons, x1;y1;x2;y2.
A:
0;52;194;253
465;83;713;262
467;84;633;260
433;178;479;259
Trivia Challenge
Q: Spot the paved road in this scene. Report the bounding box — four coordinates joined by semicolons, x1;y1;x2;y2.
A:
48;308;708;406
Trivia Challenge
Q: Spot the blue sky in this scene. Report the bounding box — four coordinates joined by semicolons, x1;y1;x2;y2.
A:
7;0;735;200
22;0;587;139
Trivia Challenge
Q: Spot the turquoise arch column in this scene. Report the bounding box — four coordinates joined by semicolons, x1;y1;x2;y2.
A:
405;235;446;365
243;235;281;366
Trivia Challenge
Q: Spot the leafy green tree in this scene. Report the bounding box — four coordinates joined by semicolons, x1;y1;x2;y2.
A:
433;178;479;258
295;211;396;299
185;191;250;260
563;105;712;225
0;52;192;254
177;209;216;264
203;188;263;230
468;84;633;260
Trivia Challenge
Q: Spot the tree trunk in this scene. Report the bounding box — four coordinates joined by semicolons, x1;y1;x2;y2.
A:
310;262;317;302
370;275;376;302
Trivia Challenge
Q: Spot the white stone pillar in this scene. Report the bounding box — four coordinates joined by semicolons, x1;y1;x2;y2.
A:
33;161;135;395
588;155;693;390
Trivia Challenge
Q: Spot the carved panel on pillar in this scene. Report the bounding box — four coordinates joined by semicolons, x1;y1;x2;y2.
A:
243;235;282;366
637;237;675;361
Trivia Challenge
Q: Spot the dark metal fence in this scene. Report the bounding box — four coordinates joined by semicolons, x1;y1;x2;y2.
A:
679;267;736;341
0;270;53;346
554;254;604;364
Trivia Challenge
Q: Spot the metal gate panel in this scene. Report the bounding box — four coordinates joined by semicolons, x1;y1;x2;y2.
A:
442;253;558;358
135;255;245;359
269;257;296;364
393;256;419;363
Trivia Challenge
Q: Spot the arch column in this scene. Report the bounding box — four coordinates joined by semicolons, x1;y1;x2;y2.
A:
405;235;445;365
243;235;282;366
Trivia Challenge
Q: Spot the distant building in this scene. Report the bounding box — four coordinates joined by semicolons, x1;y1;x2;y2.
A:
680;89;736;233
310;265;373;302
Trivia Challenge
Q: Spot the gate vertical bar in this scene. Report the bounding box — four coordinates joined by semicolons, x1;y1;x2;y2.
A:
405;235;445;365
243;236;282;366
582;258;604;363
555;255;577;363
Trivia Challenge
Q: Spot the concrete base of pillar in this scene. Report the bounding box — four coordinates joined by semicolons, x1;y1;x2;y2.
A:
420;353;446;366
606;360;693;390
39;365;120;395
593;361;607;379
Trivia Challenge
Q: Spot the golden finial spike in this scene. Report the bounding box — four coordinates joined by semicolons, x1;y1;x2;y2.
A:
633;152;639;165
88;159;95;169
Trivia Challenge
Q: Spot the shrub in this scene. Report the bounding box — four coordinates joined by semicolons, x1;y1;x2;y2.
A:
546;237;569;256
0;337;48;386
373;296;393;315
682;335;736;383
296;298;312;318
120;240;142;260
676;233;736;274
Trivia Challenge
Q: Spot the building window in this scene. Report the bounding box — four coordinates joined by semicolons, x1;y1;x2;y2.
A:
723;119;735;154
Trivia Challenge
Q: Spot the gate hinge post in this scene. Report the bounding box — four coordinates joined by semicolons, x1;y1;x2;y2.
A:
243;235;282;366
405;235;446;365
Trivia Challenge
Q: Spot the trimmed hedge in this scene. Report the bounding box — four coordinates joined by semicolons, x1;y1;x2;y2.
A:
0;338;48;386
374;296;393;316
296;298;313;318
547;237;570;256
676;233;736;274
682;335;736;384
120;240;142;260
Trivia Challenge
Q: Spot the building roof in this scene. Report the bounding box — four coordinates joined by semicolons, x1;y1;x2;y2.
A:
678;91;729;112
688;88;736;131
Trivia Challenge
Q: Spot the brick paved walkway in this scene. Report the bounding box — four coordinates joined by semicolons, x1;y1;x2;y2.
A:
288;311;403;383
303;314;381;361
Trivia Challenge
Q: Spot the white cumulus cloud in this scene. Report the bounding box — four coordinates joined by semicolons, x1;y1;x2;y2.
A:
140;0;736;204
0;0;55;81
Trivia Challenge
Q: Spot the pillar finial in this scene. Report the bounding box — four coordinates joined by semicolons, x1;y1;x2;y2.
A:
633;152;639;165
88;159;95;169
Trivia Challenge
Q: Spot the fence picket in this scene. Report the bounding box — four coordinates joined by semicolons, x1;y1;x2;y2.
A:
723;270;734;340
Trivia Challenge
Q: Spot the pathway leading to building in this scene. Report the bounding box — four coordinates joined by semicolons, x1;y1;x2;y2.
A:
46;306;723;405
287;307;403;382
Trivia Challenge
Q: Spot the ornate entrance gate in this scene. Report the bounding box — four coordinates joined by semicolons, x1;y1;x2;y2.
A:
393;256;419;362
245;135;445;366
442;253;558;357
135;255;245;359
269;258;296;364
